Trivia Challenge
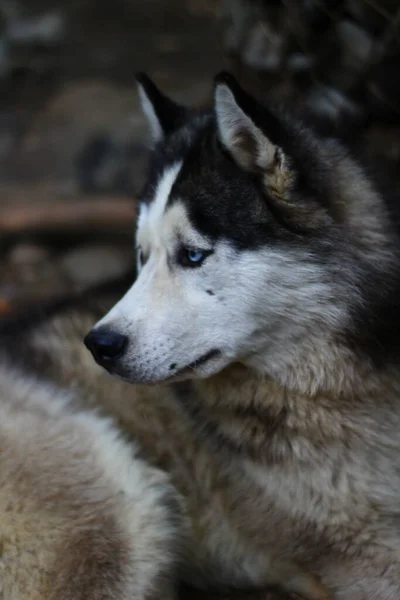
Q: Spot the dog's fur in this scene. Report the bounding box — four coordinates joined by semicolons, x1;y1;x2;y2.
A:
0;356;183;600
92;72;400;599
4;72;400;599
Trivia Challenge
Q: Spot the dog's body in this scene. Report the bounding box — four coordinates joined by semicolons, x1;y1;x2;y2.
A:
4;306;331;600
10;302;400;600
3;72;400;599
0;354;183;600
87;73;400;599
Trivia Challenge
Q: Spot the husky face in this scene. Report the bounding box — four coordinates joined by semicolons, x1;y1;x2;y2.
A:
87;72;393;386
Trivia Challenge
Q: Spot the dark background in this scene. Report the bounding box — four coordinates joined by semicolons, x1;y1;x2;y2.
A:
0;0;400;349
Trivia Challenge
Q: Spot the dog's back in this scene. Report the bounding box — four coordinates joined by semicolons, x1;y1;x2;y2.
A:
0;359;182;600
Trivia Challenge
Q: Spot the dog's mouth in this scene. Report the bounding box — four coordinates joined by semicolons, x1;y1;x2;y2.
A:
153;349;221;384
103;348;222;384
175;348;221;376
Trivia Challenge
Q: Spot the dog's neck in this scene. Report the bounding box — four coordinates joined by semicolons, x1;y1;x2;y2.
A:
244;333;398;397
185;349;400;464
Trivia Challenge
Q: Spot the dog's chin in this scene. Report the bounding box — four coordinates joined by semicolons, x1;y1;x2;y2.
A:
163;352;227;384
104;349;227;385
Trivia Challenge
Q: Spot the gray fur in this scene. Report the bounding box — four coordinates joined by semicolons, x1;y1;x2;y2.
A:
0;354;183;600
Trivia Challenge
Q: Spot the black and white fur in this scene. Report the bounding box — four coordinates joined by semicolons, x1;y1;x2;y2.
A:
93;72;400;395
82;72;400;600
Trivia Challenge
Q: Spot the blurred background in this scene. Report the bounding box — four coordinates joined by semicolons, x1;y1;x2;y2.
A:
1;0;400;322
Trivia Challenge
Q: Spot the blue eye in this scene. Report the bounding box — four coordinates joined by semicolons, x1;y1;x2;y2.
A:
188;249;204;263
178;247;212;268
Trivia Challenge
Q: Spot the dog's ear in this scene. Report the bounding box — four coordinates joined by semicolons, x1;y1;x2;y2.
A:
214;72;294;201
136;73;188;143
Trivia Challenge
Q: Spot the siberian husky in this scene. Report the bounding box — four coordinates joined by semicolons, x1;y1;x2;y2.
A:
3;71;400;600
85;71;400;600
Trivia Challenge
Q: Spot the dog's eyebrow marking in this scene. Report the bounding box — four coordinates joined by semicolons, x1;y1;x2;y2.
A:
147;162;182;229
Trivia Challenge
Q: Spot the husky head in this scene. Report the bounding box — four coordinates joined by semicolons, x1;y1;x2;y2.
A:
85;72;398;392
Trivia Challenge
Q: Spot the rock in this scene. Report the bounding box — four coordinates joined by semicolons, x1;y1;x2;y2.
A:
76;132;148;195
60;244;132;291
16;80;145;184
7;11;66;46
367;53;400;122
8;242;50;266
222;0;286;72
305;85;364;126
332;19;375;90
241;21;285;73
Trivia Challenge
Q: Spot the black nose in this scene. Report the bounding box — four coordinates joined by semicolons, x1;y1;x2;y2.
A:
84;327;128;365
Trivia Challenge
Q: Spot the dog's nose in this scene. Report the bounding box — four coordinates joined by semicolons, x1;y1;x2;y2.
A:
84;327;128;365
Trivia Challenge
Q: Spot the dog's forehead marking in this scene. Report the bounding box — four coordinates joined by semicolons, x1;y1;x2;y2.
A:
138;161;182;246
150;161;183;222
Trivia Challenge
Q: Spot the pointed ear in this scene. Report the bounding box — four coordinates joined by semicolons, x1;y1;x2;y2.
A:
214;72;294;200
136;73;188;143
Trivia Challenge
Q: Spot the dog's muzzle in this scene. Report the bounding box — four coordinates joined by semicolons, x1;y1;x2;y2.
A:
84;326;128;368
